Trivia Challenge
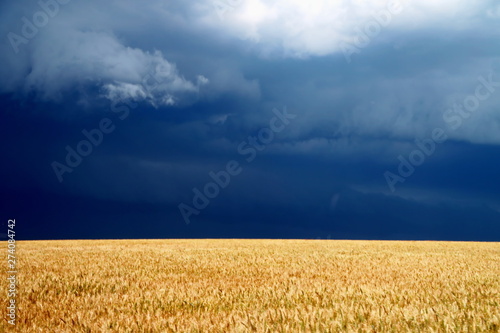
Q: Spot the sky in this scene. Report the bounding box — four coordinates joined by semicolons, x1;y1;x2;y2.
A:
1;0;500;241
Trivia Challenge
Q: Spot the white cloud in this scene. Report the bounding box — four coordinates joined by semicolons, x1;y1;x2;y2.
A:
0;0;497;129
0;1;204;106
28;29;200;106
198;0;493;58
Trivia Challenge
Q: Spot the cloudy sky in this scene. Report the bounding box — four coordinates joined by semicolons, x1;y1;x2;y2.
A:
1;0;500;240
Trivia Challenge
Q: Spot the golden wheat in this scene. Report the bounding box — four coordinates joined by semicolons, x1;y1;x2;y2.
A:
1;239;499;332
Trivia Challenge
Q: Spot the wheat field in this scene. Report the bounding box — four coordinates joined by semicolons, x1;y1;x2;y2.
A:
2;239;499;332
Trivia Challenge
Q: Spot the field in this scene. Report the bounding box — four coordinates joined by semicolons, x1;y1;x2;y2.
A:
2;239;499;332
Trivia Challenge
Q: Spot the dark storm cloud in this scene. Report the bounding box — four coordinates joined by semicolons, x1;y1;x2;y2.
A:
1;0;499;240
